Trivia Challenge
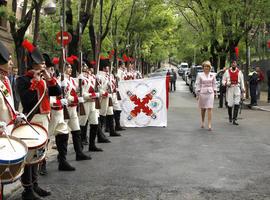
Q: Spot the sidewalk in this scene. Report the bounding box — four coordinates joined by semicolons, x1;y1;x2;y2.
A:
243;91;270;112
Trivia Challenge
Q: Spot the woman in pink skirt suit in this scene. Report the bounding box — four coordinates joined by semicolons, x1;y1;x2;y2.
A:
195;61;217;131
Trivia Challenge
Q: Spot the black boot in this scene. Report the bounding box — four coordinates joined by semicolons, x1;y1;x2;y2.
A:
99;115;106;131
228;106;233;123
71;131;92;161
38;160;47;176
97;124;111;143
22;188;41;200
233;105;240;125
80;124;89;145
89;125;103;152
114;110;126;131
55;134;76;171
33;183;51;197
108;115;121;137
105;115;110;132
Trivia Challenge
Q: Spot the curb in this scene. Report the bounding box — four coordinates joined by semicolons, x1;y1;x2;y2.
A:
243;102;270;112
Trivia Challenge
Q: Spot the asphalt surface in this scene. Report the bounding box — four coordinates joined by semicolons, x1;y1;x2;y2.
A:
8;80;270;200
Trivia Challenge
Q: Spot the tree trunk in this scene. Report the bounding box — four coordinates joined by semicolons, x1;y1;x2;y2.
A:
33;0;43;45
15;45;27;75
219;55;226;69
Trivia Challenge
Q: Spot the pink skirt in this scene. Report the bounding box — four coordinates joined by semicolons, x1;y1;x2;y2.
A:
198;93;214;108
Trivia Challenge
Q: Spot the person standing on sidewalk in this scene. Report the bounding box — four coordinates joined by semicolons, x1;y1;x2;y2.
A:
248;67;258;106
222;60;245;125
255;66;264;100
170;68;177;92
195;61;217;131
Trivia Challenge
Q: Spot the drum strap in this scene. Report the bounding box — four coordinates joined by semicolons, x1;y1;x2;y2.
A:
0;89;16;126
26;79;47;121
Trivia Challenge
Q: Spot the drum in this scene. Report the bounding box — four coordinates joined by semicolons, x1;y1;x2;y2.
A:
11;123;48;165
0;135;28;184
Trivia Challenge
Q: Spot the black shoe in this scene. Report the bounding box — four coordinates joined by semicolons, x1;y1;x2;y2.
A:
82;139;89;145
76;153;92;161
105;128;109;133
110;132;121;137
58;160;76;171
38;162;47;176
33;186;51;197
89;146;103;152
233;120;239;125
229;119;232;123
22;189;41;200
97;138;111;143
115;126;126;131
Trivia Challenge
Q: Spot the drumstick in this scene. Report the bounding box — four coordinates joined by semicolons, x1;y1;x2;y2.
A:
19;138;39;140
22;119;40;135
0;145;6;150
3;132;16;152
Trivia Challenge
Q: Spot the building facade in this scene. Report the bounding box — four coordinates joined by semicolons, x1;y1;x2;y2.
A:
0;0;14;57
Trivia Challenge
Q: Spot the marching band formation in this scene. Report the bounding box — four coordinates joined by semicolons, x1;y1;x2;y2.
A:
0;39;142;200
0;38;246;200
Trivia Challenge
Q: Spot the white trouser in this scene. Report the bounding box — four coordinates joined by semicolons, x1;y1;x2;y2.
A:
79;101;99;125
99;97;114;116
65;106;80;131
112;93;121;111
49;109;69;136
31;113;50;132
226;85;241;107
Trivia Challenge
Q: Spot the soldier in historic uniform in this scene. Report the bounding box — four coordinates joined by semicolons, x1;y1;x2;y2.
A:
79;62;103;151
117;60;126;81
17;39;60;200
111;67;125;131
97;59;120;137
44;54;76;172
0;41;18;135
222;60;245;125
62;63;91;160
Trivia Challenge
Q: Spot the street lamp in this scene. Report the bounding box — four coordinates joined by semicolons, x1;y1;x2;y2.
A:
43;0;57;15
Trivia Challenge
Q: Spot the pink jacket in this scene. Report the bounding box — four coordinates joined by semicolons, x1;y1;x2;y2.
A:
195;72;217;95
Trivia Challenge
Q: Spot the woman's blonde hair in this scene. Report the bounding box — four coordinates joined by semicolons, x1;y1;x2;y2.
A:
202;60;211;69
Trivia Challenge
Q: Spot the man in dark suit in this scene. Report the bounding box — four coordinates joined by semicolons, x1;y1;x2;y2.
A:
8;64;20;110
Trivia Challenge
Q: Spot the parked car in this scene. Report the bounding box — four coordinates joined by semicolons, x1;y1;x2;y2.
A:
148;68;171;77
189;65;203;95
178;62;189;76
184;69;190;85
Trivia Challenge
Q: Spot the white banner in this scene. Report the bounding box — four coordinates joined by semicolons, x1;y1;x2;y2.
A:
119;76;167;127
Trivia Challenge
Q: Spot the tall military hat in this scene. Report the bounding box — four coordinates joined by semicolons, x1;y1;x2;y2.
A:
42;53;54;68
0;41;10;65
99;58;110;71
89;60;96;69
22;39;44;68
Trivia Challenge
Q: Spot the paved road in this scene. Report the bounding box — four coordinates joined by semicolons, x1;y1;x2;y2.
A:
8;80;270;200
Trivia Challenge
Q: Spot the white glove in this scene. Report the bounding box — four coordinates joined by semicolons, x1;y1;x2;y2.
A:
0;121;7;133
60;98;68;106
61;80;68;87
78;74;84;80
108;93;112;98
226;81;231;87
78;97;84;103
15;113;26;123
95;92;100;98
